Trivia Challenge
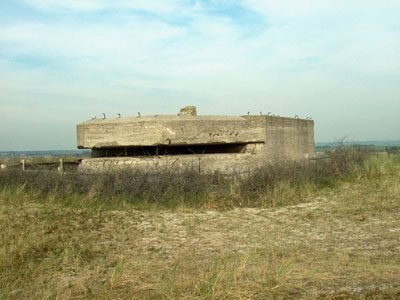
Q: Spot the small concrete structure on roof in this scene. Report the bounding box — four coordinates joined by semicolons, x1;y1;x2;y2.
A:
77;106;315;173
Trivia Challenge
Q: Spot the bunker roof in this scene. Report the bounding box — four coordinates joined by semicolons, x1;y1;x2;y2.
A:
80;114;247;125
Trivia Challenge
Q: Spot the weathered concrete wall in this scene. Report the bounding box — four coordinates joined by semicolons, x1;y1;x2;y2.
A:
77;116;266;148
264;116;315;161
79;153;262;174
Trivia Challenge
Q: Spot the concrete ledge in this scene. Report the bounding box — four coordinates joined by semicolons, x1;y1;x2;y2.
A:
77;115;267;148
78;153;263;174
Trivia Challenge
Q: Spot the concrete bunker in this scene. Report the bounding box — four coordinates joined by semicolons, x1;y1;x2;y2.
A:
77;106;315;173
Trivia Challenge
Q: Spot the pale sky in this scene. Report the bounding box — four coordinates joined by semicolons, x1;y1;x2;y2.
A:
1;0;399;150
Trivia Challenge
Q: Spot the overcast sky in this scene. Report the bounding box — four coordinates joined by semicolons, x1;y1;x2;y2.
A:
1;0;399;150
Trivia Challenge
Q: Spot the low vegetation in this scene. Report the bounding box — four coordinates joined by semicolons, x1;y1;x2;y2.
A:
1;147;370;210
0;148;399;299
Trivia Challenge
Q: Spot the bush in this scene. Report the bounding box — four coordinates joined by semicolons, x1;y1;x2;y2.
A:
0;147;371;209
237;147;370;206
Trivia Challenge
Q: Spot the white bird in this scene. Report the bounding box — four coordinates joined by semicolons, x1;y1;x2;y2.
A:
117;113;121;118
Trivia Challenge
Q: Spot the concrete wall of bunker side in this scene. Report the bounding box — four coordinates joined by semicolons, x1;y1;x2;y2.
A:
264;116;315;161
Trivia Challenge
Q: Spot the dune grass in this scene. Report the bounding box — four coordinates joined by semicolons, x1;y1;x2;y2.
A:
0;147;370;210
0;150;399;299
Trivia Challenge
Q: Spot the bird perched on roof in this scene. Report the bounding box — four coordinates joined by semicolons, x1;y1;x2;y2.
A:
117;113;121;118
294;115;299;118
103;113;106;119
138;112;141;117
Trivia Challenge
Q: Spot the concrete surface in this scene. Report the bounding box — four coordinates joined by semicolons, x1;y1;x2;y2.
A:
79;153;261;174
77;107;315;173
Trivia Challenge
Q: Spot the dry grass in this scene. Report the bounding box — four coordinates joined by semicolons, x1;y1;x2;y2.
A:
0;152;399;299
0;147;370;210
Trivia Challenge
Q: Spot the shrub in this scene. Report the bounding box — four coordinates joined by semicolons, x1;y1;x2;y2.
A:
0;147;371;209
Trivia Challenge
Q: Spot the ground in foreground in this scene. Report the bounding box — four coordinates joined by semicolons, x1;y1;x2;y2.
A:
1;166;400;299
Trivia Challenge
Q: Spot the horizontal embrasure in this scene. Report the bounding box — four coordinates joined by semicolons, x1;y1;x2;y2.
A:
91;143;249;157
